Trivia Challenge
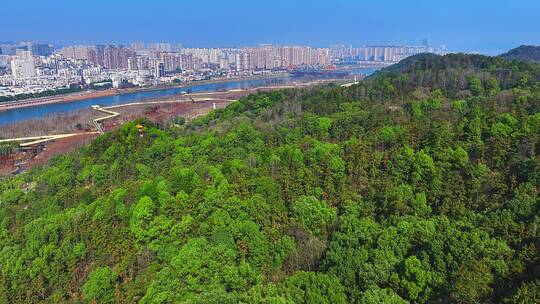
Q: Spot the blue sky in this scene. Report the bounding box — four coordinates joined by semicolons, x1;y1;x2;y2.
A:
1;0;539;54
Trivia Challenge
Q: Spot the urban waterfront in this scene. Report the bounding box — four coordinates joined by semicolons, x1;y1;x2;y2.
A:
0;69;380;125
0;77;291;125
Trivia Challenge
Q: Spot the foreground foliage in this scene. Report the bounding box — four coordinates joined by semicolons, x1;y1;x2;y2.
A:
0;53;539;303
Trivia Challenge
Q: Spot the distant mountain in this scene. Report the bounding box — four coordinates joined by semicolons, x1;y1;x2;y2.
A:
365;52;540;97
499;45;540;63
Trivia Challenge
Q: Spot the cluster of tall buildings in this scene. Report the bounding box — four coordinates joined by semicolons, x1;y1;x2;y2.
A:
5;42;448;80
0;40;450;98
131;42;183;52
56;45;136;69
235;46;331;71
330;43;447;62
54;44;333;73
362;45;446;62
0;42;53;57
128;52;196;73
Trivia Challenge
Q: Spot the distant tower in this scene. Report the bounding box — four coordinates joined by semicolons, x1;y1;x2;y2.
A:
422;38;429;53
155;62;165;78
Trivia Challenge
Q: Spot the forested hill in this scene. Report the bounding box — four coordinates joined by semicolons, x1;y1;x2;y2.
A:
368;52;540;98
0;53;539;303
499;45;540;63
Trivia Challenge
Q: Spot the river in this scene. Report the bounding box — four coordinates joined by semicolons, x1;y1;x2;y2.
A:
0;68;379;126
0;76;292;125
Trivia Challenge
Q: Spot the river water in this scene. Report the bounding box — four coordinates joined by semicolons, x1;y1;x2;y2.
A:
0;68;379;126
0;77;291;125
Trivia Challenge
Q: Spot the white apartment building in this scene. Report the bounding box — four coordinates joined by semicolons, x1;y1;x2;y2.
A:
11;50;37;78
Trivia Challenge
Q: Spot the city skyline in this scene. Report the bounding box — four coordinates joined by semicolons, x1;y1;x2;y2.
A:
2;0;540;55
0;41;445;50
0;40;446;99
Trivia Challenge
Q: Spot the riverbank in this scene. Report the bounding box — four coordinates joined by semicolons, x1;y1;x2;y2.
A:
0;78;334;138
0;78;340;176
0;76;342;125
0;72;289;112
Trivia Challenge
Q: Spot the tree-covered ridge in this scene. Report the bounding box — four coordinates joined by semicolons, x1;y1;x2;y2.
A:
0;53;539;303
368;52;540;98
500;45;540;63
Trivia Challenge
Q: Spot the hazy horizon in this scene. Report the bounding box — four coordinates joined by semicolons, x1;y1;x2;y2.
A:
2;0;540;55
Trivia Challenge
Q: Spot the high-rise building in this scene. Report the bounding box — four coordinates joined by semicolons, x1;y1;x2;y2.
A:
383;47;394;62
131;42;146;51
148;43;172;52
30;43;53;56
87;47;103;66
160;53;182;72
219;58;229;70
57;46;91;60
127;58;137;71
136;56;150;70
0;55;10;68
11;50;36;78
103;46;135;69
361;44;445;63
103;46;118;69
181;54;194;71
209;49;220;63
236;52;251;71
422;38;429;53
0;44;24;56
155;62;165;78
291;46;303;66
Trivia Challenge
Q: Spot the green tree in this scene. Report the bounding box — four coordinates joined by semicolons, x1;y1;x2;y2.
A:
176;116;186;125
283;272;347;304
398;256;434;302
83;267;119;304
359;288;409;304
468;77;483;96
291;196;337;235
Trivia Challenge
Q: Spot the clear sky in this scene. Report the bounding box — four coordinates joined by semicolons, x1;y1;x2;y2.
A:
1;0;539;54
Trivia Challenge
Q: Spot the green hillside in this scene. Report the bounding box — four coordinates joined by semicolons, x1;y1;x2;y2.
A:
499;45;540;63
0;53;539;303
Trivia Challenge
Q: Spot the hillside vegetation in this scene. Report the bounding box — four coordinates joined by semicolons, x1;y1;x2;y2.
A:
499;45;540;63
0;53;539;303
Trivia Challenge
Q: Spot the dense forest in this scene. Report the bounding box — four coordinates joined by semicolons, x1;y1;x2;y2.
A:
0;52;539;303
